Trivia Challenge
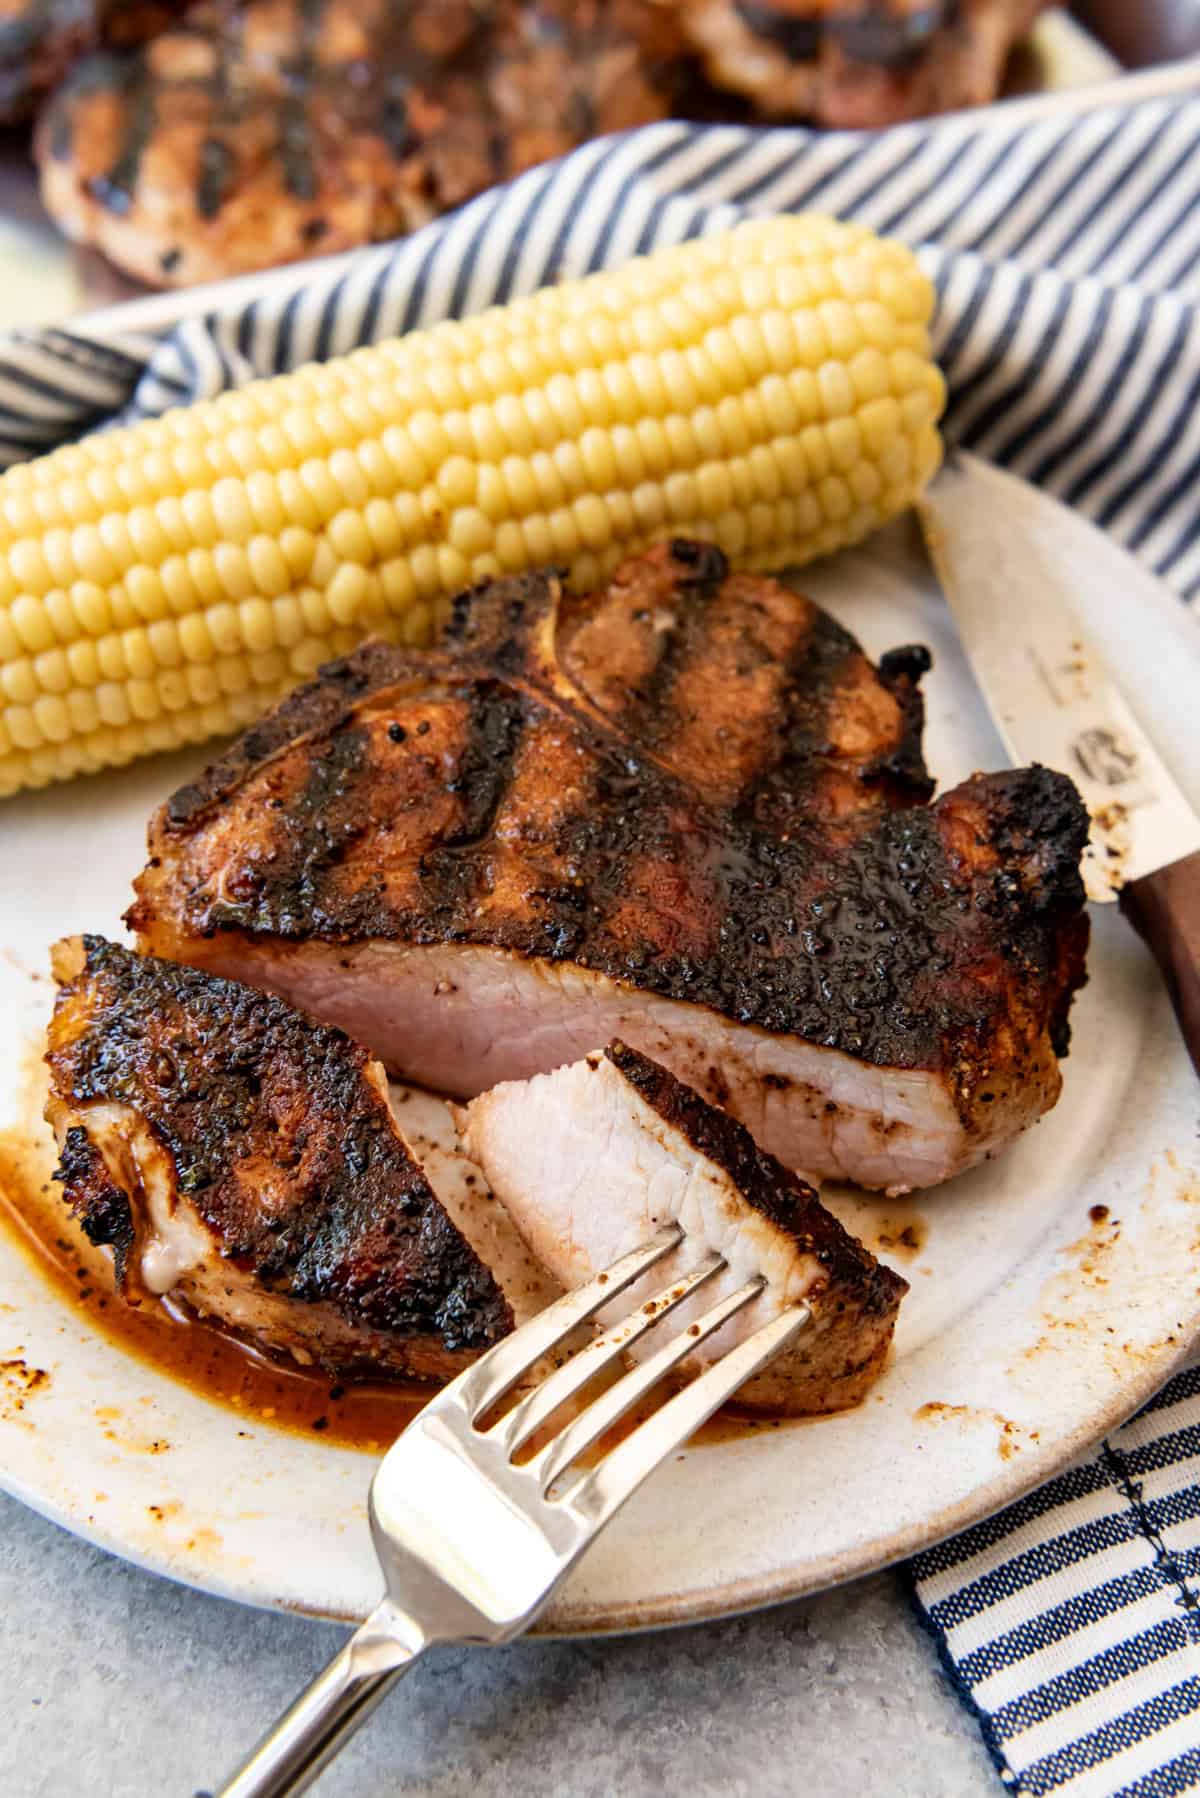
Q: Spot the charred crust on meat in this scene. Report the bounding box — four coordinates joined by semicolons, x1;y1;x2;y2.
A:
162;640;399;829
874;643;934;802
46;937;511;1349
132;546;1089;1113
604;1040;906;1317
419;684;525;871
444;567;563;666
878;644;932;685
52;1121;135;1284
667;536;728;598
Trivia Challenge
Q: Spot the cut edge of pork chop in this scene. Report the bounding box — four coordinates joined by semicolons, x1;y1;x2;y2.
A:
388;1082;563;1331
459;1040;908;1416
44;935;515;1382
141;932;1057;1196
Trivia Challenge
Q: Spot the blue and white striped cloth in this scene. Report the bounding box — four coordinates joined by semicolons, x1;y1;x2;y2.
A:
907;1357;1200;1795
4;67;1200;1796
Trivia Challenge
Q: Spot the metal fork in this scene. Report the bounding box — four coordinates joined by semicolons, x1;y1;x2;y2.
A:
214;1222;810;1797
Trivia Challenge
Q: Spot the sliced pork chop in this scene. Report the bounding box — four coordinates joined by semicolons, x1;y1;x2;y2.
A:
460;1040;908;1415
389;1082;562;1329
45;935;514;1380
129;540;1089;1194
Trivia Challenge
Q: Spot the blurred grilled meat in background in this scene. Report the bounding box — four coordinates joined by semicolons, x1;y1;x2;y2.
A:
0;6;1191;315
679;1;1050;129
0;0;1075;288
35;0;698;287
0;0;189;125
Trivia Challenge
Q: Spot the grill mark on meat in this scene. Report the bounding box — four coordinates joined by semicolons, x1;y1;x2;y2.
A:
760;608;917;830
192;0;244;221
590;546;816;811
734;3;956;69
587;773;723;970
834;3;953;69
129;544;1089;1139
558;542;931;830
276;0;327;202
46;936;511;1352
195;136;235;221
418;680;525;868
734;2;821;58
88;73;156;214
164;645;398;830
472;703;602;947
401;678;532;934
256;721;380;935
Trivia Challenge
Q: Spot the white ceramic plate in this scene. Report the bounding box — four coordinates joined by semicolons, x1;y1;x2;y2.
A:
2;495;1199;1634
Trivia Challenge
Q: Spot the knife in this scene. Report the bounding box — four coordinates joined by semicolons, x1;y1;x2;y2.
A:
918;450;1200;1075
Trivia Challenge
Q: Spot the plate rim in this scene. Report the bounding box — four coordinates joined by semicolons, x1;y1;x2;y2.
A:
1;1322;1192;1636
3;490;1200;1636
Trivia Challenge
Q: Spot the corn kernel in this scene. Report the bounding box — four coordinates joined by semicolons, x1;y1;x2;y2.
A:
1;658;35;704
326;564;370;625
6;704;40;749
11;595;56;653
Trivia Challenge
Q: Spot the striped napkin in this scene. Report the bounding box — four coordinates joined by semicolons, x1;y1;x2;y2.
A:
4;67;1200;1796
907;1358;1200;1796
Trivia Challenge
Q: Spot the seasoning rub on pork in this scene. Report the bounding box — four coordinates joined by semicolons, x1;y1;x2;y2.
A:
130;541;1089;1195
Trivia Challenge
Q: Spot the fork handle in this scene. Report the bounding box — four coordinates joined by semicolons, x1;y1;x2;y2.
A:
212;1598;427;1798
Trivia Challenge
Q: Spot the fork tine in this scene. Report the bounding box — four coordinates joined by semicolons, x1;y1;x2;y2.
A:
529;1274;772;1490
492;1249;727;1457
450;1223;684;1420
560;1304;811;1526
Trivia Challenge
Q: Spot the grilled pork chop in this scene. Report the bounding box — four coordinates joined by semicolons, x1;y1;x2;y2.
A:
45;935;515;1379
129;540;1089;1194
460;1040;907;1414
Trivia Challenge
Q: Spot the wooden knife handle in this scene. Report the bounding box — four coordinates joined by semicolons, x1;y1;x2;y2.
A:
1119;849;1200;1076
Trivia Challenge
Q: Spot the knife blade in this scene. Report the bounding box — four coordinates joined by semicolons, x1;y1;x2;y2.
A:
918;449;1200;1073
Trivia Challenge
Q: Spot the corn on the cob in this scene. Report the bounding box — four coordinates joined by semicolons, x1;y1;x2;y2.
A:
0;215;944;798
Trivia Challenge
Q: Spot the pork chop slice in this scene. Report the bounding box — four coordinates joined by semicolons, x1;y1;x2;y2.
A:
45;935;515;1381
128;540;1089;1194
460;1040;907;1415
389;1082;562;1329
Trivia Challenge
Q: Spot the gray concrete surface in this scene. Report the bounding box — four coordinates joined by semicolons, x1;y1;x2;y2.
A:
0;1488;996;1798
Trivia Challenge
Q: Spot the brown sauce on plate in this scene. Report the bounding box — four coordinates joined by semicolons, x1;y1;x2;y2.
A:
0;1056;783;1456
0;1120;432;1453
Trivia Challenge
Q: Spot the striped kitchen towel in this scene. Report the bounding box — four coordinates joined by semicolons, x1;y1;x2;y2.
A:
907;1354;1200;1796
3;63;1200;1796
